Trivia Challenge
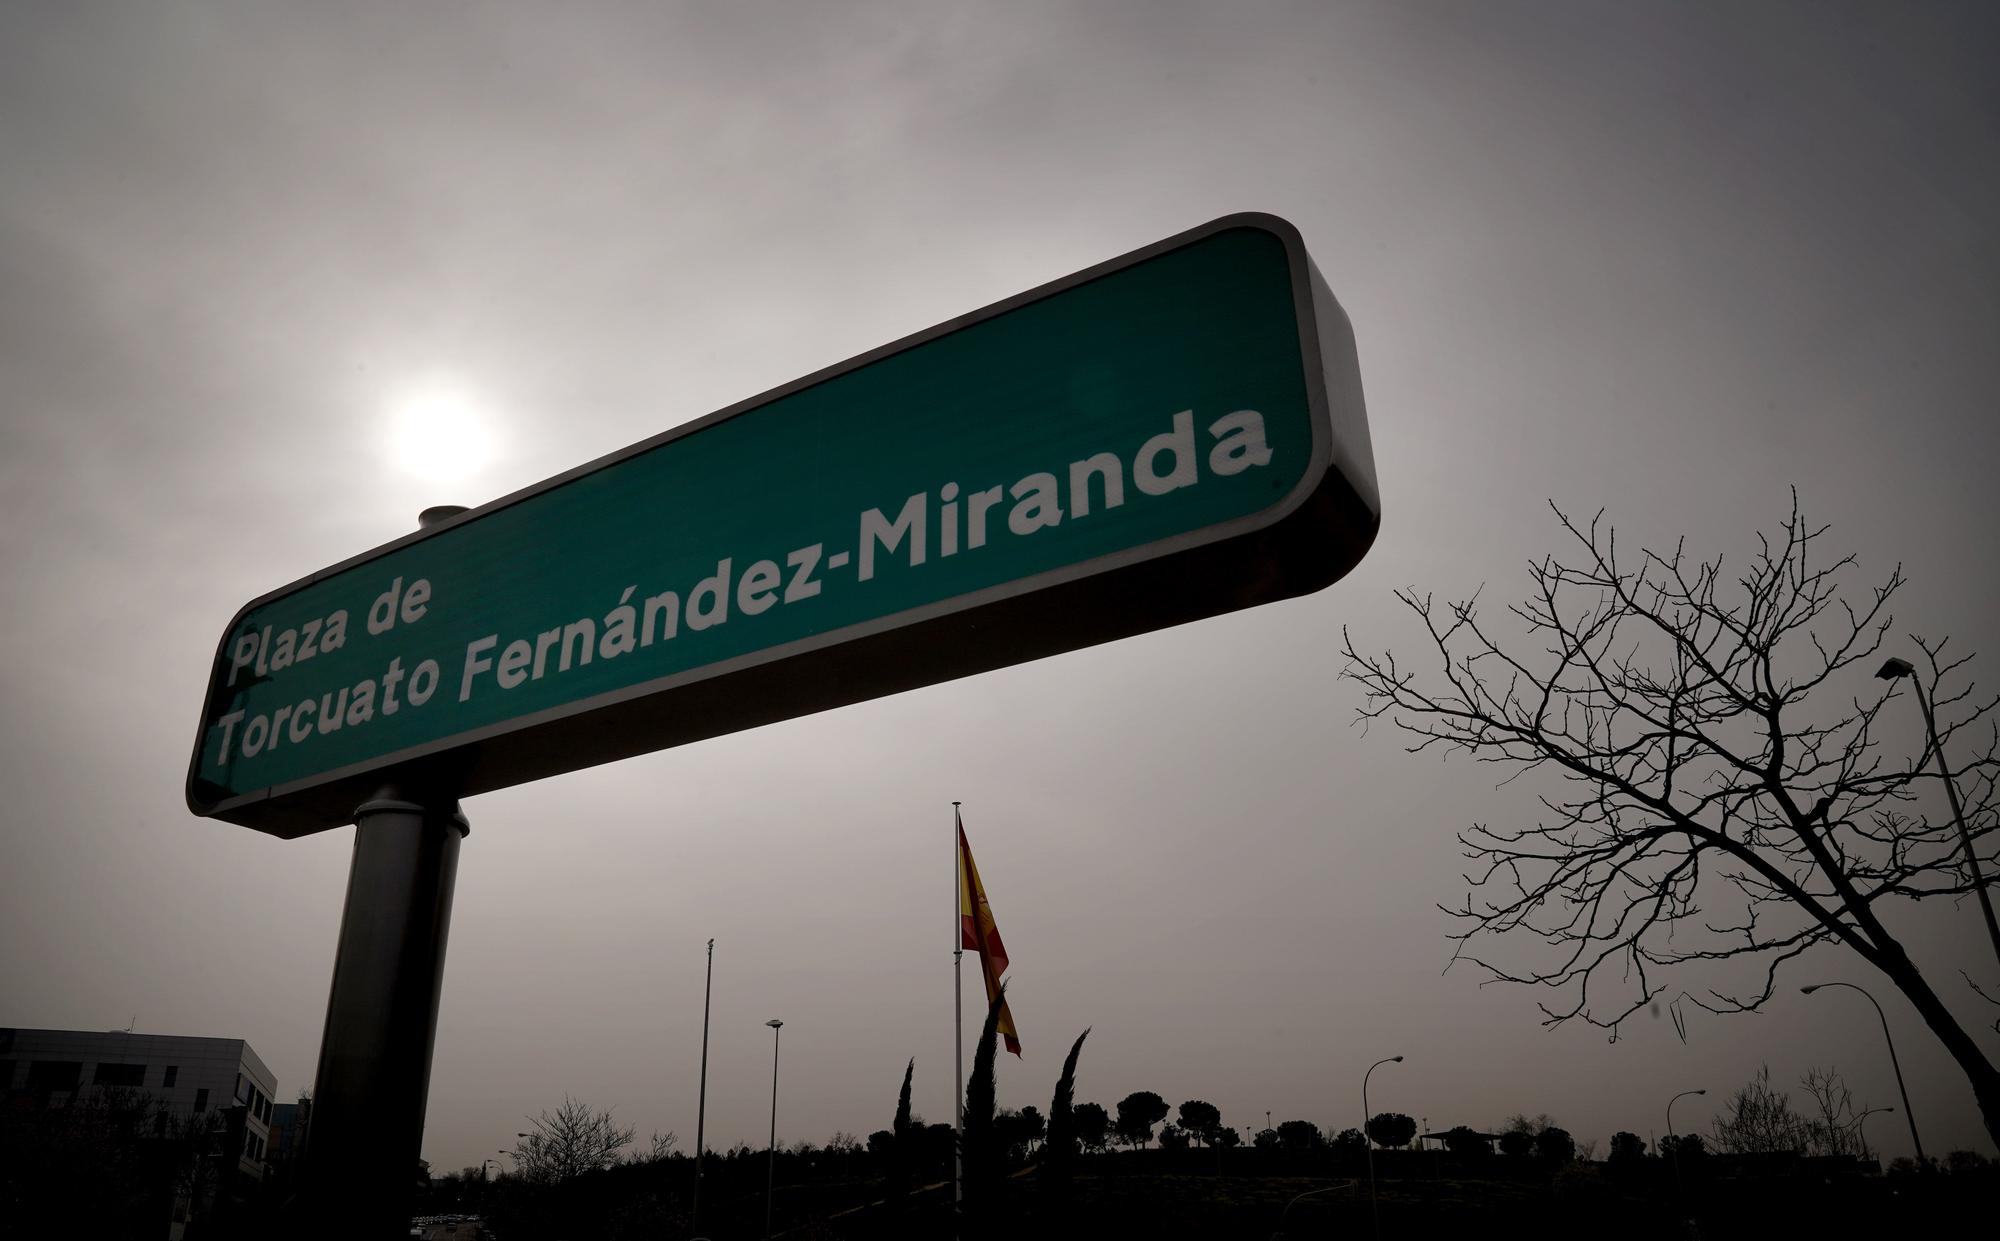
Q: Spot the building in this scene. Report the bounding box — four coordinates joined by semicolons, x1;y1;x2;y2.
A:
0;1027;280;1214
266;1095;312;1188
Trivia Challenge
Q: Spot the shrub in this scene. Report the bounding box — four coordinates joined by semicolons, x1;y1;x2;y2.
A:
1535;1127;1576;1164
1366;1112;1418;1150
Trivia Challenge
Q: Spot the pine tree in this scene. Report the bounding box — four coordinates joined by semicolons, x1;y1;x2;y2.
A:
1043;1029;1090;1200
890;1058;914;1206
961;986;1008;1226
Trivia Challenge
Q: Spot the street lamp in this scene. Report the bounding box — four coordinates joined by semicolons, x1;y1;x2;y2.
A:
1665;1089;1705;1141
1362;1055;1403;1241
1854;1106;1894;1162
1801;982;1924;1164
1877;656;2000;967
1665;1088;1705;1199
693;938;715;1235
764;1019;784;1241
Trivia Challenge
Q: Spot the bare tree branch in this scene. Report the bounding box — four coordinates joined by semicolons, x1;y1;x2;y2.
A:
513;1097;637;1184
1343;496;2000;1143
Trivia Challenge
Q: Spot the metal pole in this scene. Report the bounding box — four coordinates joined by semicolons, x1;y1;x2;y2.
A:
764;1019;783;1240
952;802;964;1230
1856;1106;1893;1162
1665;1088;1705;1140
1802;983;1924;1164
294;504;469;1240
296;783;466;1237
1912;678;2000;970
1362;1055;1400;1241
1667;1088;1704;1199
692;937;714;1232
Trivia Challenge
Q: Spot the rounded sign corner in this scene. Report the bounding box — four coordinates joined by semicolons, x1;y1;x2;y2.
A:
1204;211;1306;250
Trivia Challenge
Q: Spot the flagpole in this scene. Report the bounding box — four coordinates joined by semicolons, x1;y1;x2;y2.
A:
952;801;964;1229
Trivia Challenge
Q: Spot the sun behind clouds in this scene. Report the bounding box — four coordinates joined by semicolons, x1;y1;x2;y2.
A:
388;378;498;485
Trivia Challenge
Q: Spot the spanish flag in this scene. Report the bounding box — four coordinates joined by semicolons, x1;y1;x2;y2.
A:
958;810;1021;1057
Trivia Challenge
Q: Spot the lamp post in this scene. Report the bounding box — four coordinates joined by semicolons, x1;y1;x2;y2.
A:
1877;657;2000;968
1665;1088;1705;1198
764;1019;784;1240
1801;982;1924;1164
1362;1055;1402;1241
1665;1089;1705;1143
693;938;715;1235
1854;1106;1894;1162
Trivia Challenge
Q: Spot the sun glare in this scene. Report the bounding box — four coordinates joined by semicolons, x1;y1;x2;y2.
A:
389;381;497;485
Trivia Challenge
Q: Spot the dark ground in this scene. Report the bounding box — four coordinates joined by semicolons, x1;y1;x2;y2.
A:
455;1150;1996;1241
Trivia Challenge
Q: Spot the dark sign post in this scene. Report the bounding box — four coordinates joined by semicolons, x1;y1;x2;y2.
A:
193;214;1379;1233
296;781;464;1236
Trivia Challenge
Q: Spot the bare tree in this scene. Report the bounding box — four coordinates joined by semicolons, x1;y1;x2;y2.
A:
629;1130;678;1164
1798;1066;1867;1157
1710;1065;1805;1154
512;1097;637;1183
1343;498;2000;1144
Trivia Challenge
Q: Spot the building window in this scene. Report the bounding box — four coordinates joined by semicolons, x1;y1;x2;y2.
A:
25;1061;82;1090
93;1062;146;1088
163;1065;178;1088
193;1088;209;1113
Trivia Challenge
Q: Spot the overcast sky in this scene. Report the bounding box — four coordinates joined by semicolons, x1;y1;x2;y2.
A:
4;0;1998;1175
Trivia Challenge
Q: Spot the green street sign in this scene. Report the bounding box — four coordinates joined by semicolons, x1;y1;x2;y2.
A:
188;214;1379;837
